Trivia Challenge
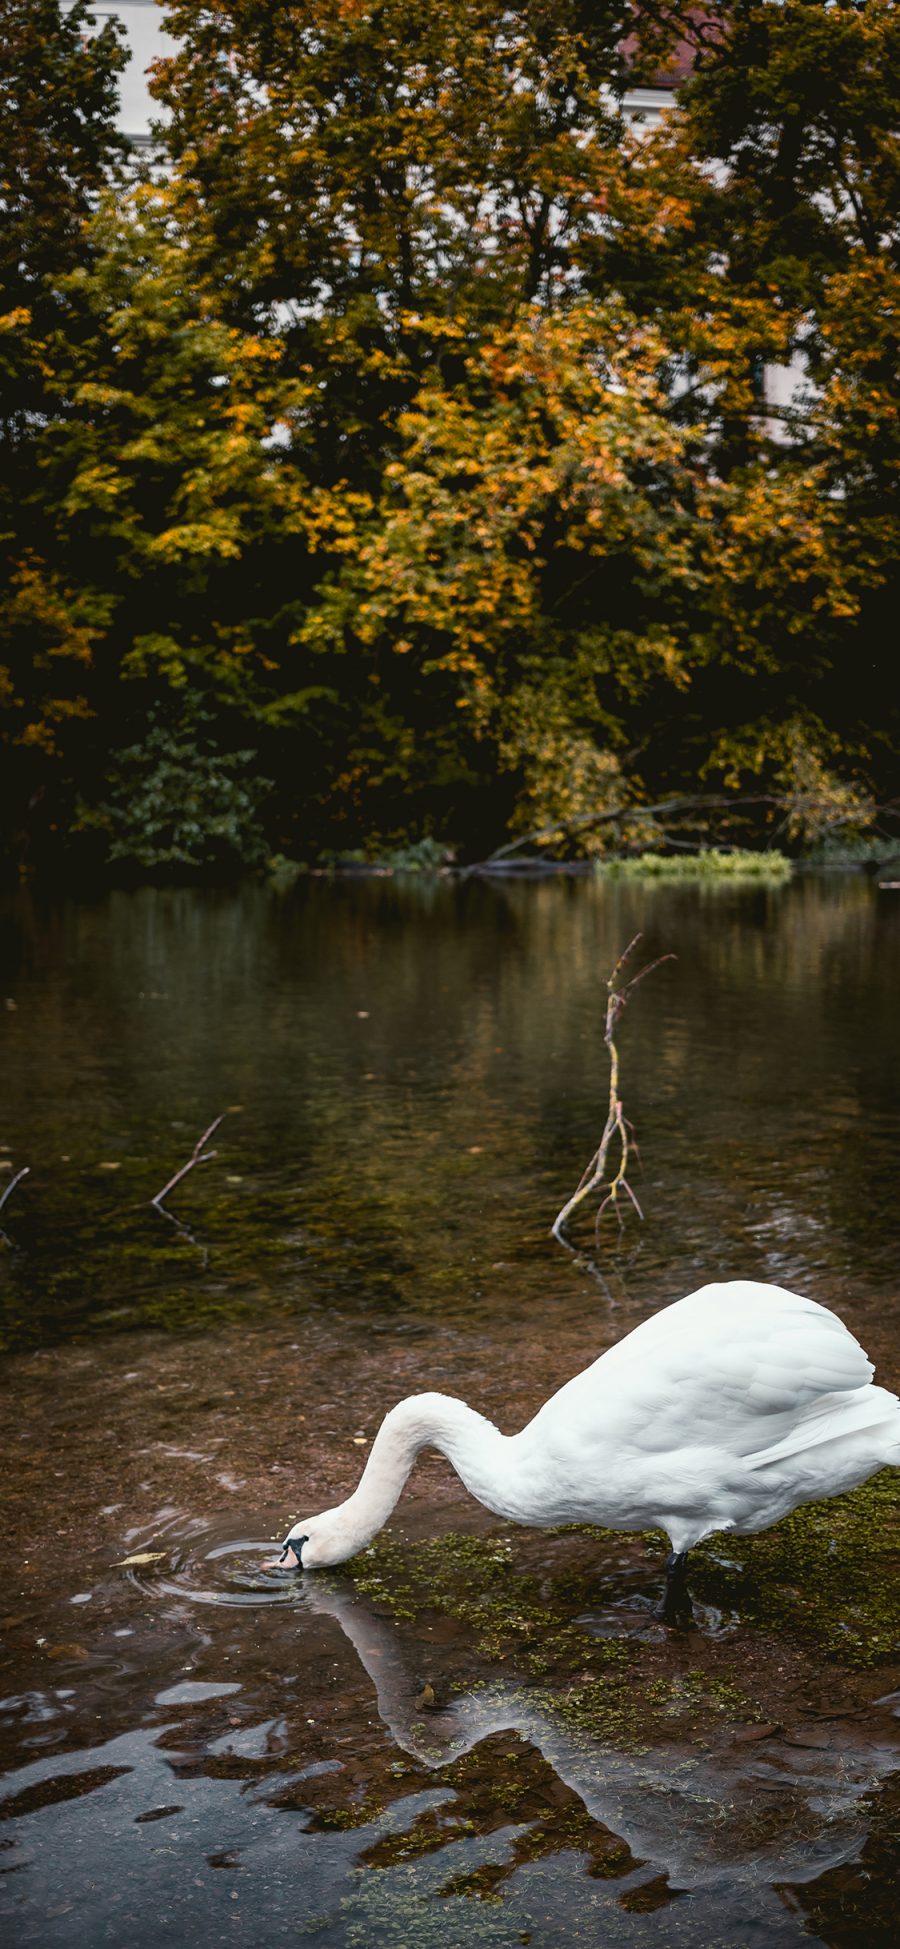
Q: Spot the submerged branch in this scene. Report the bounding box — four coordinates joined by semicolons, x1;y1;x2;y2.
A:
151;1114;227;1212
0;1165;29;1219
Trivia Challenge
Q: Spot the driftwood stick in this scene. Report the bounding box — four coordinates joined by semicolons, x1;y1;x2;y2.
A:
0;1165;29;1218
151;1114;226;1211
551;937;673;1245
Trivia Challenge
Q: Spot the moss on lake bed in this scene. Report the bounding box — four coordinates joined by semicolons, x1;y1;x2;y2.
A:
295;1483;899;1901
347;1469;899;1720
342;1527;759;1755
691;1469;900;1665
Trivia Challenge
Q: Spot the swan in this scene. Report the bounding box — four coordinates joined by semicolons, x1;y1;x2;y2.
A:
266;1280;900;1621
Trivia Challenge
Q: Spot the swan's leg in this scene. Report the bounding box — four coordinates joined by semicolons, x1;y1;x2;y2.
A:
657;1549;693;1626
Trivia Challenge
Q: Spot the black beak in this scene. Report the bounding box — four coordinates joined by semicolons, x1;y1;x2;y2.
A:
278;1534;308;1569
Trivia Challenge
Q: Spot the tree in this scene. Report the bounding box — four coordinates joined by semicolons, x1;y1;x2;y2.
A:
1;176;355;866
3;1;897;872
598;0;900;806
307;299;698;841
150;3;671;485
0;0;127;859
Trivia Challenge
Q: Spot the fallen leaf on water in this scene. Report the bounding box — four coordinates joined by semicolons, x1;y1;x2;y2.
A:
115;1551;167;1567
99;1161;122;1171
46;1643;89;1660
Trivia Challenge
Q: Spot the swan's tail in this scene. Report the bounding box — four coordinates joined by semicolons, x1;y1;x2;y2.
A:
746;1383;900;1473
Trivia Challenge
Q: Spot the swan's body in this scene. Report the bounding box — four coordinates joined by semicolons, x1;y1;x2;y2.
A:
275;1282;900;1607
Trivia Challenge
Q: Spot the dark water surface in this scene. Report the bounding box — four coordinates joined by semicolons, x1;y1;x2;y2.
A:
1;875;898;1946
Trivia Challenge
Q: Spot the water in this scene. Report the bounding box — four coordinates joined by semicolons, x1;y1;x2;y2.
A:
1;874;898;1945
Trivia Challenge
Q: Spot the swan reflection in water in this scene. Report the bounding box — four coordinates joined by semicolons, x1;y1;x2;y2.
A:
293;1568;900;1896
4;1524;895;1946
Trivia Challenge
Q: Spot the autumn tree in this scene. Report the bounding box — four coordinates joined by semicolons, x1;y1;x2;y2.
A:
2;0;897;871
149;3;687;483
600;0;900;810
0;0;127;858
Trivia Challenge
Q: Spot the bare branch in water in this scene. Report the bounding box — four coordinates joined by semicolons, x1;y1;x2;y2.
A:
551;937;673;1246
0;1165;30;1219
621;1178;645;1221
151;1114;226;1212
152;1198;211;1268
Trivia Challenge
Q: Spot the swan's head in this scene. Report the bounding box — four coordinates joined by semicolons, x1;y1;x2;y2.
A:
267;1508;360;1573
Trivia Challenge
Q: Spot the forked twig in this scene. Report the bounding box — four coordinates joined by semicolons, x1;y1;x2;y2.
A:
0;1165;29;1219
151;1115;226;1212
152;1198;211;1267
551;935;673;1245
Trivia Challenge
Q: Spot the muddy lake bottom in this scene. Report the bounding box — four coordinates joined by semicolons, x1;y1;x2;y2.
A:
1;875;899;1944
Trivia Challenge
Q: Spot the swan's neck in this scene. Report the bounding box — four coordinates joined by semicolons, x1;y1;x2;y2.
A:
334;1392;518;1553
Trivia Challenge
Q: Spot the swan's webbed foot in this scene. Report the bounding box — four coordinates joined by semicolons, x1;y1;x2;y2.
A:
657;1549;694;1628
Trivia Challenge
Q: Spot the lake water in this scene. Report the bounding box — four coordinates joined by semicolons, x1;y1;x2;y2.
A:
1;874;898;1946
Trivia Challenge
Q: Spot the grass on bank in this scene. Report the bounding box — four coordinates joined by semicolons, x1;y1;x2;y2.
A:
266;844;794;883
594;847;792;880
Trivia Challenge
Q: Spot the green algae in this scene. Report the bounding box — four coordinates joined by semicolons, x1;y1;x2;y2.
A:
347;1478;899;1702
691;1471;900;1667
347;1529;629;1676
343;1529;773;1755
310;1799;389;1832
533;1666;760;1753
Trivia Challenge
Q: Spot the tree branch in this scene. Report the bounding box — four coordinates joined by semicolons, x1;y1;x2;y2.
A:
551;936;673;1245
151;1114;227;1212
476;794;779;866
0;1165;29;1219
471;792;900;870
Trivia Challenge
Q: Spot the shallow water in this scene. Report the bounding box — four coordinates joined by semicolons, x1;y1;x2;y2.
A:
1;874;898;1945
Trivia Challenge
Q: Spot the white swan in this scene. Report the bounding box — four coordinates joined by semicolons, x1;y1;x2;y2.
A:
268;1280;900;1619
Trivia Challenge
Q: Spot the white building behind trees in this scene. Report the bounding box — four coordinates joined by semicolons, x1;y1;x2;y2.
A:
65;1;682;147
63;2;804;426
62;0;175;147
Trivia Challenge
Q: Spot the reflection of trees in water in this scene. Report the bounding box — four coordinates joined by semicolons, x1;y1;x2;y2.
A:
2;876;898;1341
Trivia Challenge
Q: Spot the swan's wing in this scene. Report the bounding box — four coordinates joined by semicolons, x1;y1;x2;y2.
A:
572;1282;874;1461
